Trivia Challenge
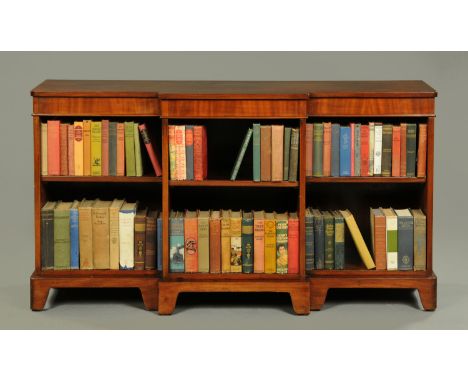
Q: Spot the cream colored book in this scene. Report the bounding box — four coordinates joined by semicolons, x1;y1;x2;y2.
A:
109;199;125;269
220;209;232;273
78;199;96;269
119;202;138;269
381;208;398;270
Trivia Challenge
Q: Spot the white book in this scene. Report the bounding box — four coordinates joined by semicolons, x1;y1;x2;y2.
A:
174;125;186;180
368;122;374;176
381;208;398;270
119;202;137;269
41;123;48;175
373;123;383;175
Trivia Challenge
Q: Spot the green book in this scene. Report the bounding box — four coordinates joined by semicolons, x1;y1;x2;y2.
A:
134;122;143;177
381;124;393;177
288;128;299;182
54;201;73;269
313;123;324;177
252;123;261;182
406;123;417;177
124;122;136;176
230;128;253;180
382;208;398;270
283;127;292;181
198;210;210;273
332;210;345;270
275;213;288;274
323;211;335;270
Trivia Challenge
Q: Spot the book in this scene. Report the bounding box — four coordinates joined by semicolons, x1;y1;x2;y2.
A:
193;125;208;181
400;123;407;176
41;201;57;269
271;125;284;181
406;123;417;177
221;209;231;273
283;127;291;181
252;123;261;182
339;126;351;176
395;209;414;271
392;125;401;177
116;122;125;176
168;125;176;180
331;123;340;177
90;121;102;176
119;202;137;270
134;207;148;270
83;120;91;176
411;209;426;271
360;125;369;177
198;210;210;273
340;209;376;269
184;125;194;180
69;200;80;269
67;124;75;176
73;121;84;176
59;123;68;176
275;212;288;274
260;125;272;181
41;123;48;175
373;123;383;175
417;124;427;178
241;211;254;273
230;211;242;272
381;208;398;270
332;210;345;270
312;123;323;177
264;212;276;273
157;215;162;271
370;208;387;271
305;123;313;177
78;199;95;269
288;128;299;182
368;122;375;176
92;200;111;269
134;122;143;177
145;210;158;270
54;201;72;269
108;122;117;176
101;120;109;176
353;123;361;177
350;123;355;176
253;210;265;273
323;122;332;177
305;208;314;271
184;210;198;273
288;212;299;274
47;120;60;176
230;128;253;180
381;124;393;177
169;211;184;272
312;209;324;269
174;125;186;180
124;121;136;176
109;199;125;270
323;211;335;270
139;123;162;177
209;210;221;273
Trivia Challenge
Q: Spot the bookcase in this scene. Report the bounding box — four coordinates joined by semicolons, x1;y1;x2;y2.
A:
30;80;437;314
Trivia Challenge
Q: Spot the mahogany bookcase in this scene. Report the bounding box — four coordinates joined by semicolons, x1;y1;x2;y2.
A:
30;80;437;314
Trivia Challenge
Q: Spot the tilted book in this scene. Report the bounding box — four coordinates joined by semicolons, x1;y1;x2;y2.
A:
221;210;232;273
264;212;276;273
139;123;162;176
241;211;254;273
41;201;57;269
90;121;102;176
134;207;148;270
109;199;125;270
119;202;138;270
54;201;73;269
275;212;288;274
169;211;184;272
381;208;398;270
92;200;112;269
288;212;299;274
230;210;242;272
78;199;95;269
198;210;210;273
230;128;253;181
184;210;199;273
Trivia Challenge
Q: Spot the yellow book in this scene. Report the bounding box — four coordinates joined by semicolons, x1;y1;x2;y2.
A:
73;121;84;176
91;121;102;176
229;210;242;273
340;209;376;269
264;212;277;273
83;120;92;176
221;209;231;273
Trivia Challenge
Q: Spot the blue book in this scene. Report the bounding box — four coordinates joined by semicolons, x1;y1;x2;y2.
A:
169;211;184;272
157;215;162;271
312;209;324;269
354;124;361;176
252;123;261;181
331;124;340;177
185;125;194;180
339;126;351;176
70;200;80;269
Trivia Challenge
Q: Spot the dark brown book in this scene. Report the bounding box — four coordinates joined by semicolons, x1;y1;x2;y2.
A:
209;210;221;273
417;124;427;177
134;207;148;270
381;124;393;177
260;125;271;181
145;210;158;270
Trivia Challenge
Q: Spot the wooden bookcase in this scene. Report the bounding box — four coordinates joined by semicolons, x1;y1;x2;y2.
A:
30;80;437;314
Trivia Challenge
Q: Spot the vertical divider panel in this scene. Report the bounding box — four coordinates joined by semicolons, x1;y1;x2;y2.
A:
424;116;435;272
298;118;307;276
33;114;42;272
161;118;170;278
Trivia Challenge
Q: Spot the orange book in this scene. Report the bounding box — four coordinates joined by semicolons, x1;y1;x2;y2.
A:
101;120;109;176
116;122;125;176
322;122;332;176
184;211;198;272
417;124;427;177
371;208;387;271
73;121;84;176
305;123;313;177
59;123;68;176
400;123;407;177
288;212;299;274
193;125;208;181
47;120;60;176
209;211;221;273
67;124;75;176
392;125;401;177
83;120;92;176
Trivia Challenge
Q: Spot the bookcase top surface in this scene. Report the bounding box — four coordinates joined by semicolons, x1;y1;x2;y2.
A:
31;80;437;98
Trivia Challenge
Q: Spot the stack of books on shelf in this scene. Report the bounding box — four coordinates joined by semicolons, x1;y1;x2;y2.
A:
169;210;299;274
305;122;427;178
231;124;299;181
41;120;162;177
41;200;162;270
168;125;208;180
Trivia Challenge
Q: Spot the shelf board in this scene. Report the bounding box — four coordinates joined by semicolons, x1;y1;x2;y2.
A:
38;269;159;277
309;269;430;278
307;176;425;184
41;176;162;183
169;179;298;187
166;273;304;281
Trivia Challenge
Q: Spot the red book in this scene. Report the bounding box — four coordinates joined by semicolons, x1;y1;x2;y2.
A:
417;124;427;177
360;125;370;176
101;120;109;176
47;120;60;176
305;123;313;177
392;125;401;177
400;123;407;177
288;213;299;274
193;125;208;180
59;123;68;176
322;122;332;176
67;124;75;176
116;123;125;176
350;123;355;176
138;123;162;176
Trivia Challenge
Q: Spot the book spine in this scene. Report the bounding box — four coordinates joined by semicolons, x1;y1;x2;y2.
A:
314;215;324;269
184;216;198;273
264;218;276;273
70;207;79;269
260;126;272;181
202;126;208;179
92;206;110;269
119;211;135;269
283;127;291;181
209;216;221;273
221;216;231;273
108;122;117;176
417;124;427;177
368;123;375;176
185;126;194;180
83;121;91;176
339;126;351;176
54;209;70;269
124;122;136;176
397;215;414;270
373;124;383;175
331;124;340;177
73;122;84;176
288;128;299;182
41;208;54;269
324;214;335;270
41;123;48;175
116;123;125;176
134;214;146;270
413;212;426;270
101;120;109;176
168;125;176;180
157;216;163;271
59;123;68;176
400;124;407;177
67;124;75;176
134;123;143;177
174;125;186;180
406;124;417;177
253;217;265;273
241;216;254;273
230;128;253;180
198;216;209;273
230;217;242;272
288;216;299;274
354;124;360;177
109;205;120;270
91;121;102;176
343;211;376;269
334;215;345;270
271;125;284;181
145;214;157;270
392;125;401;177
350;124;355;176
386;216;398;270
312;124;323;177
275;217;288;274
374;213;387;271
169;215;184;272
305;123;313;177
360;125;369;177
253;123;261;181
193;125;206;181
78;207;93;269
381;124;393;177
323;123;332;177
139;123;162;177
305;215;314;271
